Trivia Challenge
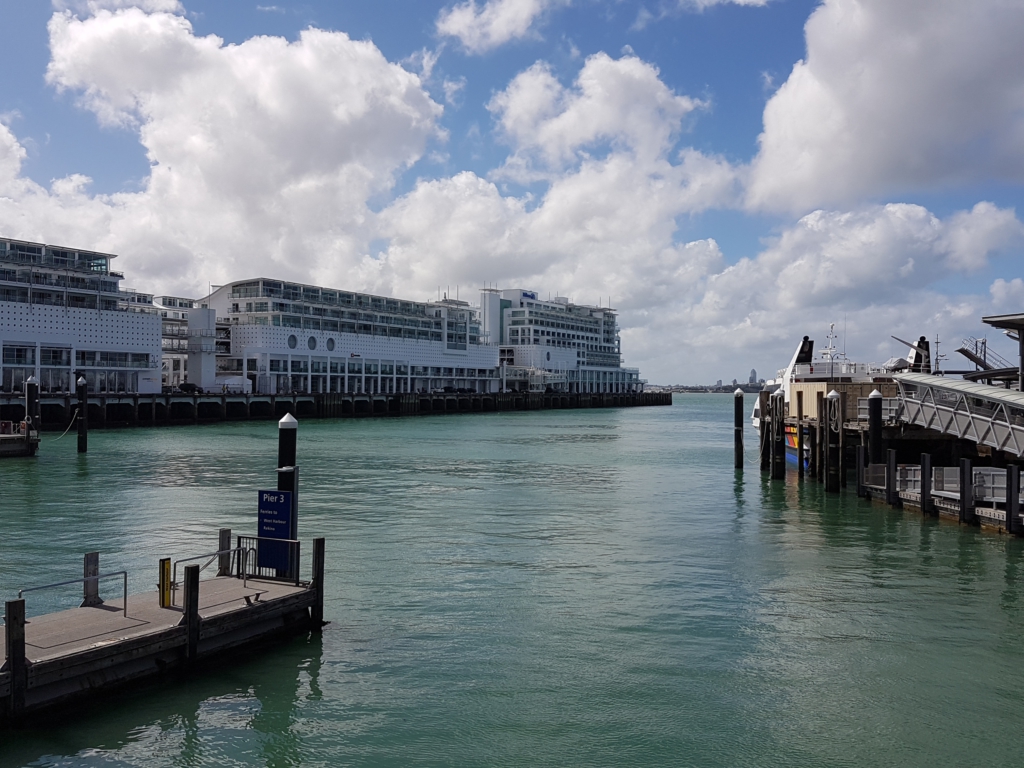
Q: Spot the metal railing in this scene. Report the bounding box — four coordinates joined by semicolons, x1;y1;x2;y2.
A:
856;397;903;422
895;373;1024;457
237;535;301;585
17;571;128;618
170;547;253;608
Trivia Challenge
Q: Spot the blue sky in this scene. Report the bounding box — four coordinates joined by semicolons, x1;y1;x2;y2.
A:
1;0;1022;382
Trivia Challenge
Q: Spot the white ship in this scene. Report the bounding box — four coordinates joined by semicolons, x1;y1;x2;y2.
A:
751;325;930;431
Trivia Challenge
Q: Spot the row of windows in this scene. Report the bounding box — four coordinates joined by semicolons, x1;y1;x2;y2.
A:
230;280;429;317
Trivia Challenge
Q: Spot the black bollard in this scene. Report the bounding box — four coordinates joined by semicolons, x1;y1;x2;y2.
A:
1007;464;1020;535
734;389;744;470
76;376;88;454
278;412;297;468
921;453;933;516
868;389;883;465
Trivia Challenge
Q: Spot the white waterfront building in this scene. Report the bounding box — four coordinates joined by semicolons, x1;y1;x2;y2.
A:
191;280;642;396
194;279;500;395
480;289;642;394
0;237;162;395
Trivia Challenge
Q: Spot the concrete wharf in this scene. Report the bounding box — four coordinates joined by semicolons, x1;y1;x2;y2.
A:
1;533;326;724
0;390;671;431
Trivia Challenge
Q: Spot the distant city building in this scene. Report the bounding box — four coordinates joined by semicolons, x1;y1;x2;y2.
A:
749;368;757;385
716;379;723;387
0;237;161;395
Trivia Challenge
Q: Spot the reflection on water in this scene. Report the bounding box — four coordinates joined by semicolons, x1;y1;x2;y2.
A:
2;398;1024;766
1;634;323;768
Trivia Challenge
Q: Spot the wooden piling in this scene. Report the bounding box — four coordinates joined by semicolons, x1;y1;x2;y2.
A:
856;444;865;498
921;453;933;516
76;376;88;454
959;458;975;525
1007;464;1020;535
312;537;326;629
758;391;770;472
82;551;101;607
770;392;786;481
796;391;804;479
734;389;744;470
183;564;200;661
4;599;26;718
217;528;232;576
825;392;841;493
815;392;825;483
808;423;817;479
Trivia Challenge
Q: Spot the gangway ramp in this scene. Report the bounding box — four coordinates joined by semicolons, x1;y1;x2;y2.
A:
895;372;1024;457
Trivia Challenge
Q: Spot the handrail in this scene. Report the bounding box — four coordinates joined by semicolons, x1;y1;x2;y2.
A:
18;571;128;618
171;547;254;607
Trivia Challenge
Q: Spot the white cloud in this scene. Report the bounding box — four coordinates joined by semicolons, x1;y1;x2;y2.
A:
488;53;706;178
748;0;1024;213
436;0;568;54
991;278;1024;311
9;7;443;291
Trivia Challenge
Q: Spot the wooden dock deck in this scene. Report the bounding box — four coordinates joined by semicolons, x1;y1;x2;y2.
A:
1;540;325;723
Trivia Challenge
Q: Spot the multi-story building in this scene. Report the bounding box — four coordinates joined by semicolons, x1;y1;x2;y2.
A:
154;296;194;388
186;280;643;395
480;289;642;393
0;237;161;395
192;279;500;394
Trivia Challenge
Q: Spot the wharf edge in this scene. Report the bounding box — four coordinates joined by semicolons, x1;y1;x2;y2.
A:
1;390;671;431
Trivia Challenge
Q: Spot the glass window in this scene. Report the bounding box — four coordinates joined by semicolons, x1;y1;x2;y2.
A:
287;334;298;349
327;338;335;351
307;336;317;350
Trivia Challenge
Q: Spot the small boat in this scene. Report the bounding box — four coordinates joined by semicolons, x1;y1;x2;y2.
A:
0;420;39;458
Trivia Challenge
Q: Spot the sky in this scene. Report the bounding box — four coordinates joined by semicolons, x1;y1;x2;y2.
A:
0;0;1023;384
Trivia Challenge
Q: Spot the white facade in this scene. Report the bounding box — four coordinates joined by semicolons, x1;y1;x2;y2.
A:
198;279;501;395
481;288;642;393
0;238;162;395
154;295;193;388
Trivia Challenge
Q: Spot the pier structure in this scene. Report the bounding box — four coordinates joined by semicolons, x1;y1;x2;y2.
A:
0;389;671;430
1;535;325;722
756;374;1024;535
1;414;326;723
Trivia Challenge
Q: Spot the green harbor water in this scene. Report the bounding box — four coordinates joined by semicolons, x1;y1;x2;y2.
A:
2;395;1024;766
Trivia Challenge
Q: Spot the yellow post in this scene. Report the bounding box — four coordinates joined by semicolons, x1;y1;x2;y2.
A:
158;557;172;608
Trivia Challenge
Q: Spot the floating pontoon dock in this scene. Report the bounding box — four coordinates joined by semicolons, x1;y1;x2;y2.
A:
1;533;326;723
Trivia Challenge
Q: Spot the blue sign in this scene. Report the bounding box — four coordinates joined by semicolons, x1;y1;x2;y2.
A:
522;291;537;300
257;489;292;570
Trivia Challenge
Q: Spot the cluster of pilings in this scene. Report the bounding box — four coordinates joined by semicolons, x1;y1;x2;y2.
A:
733;388;846;493
733;386;1024;534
